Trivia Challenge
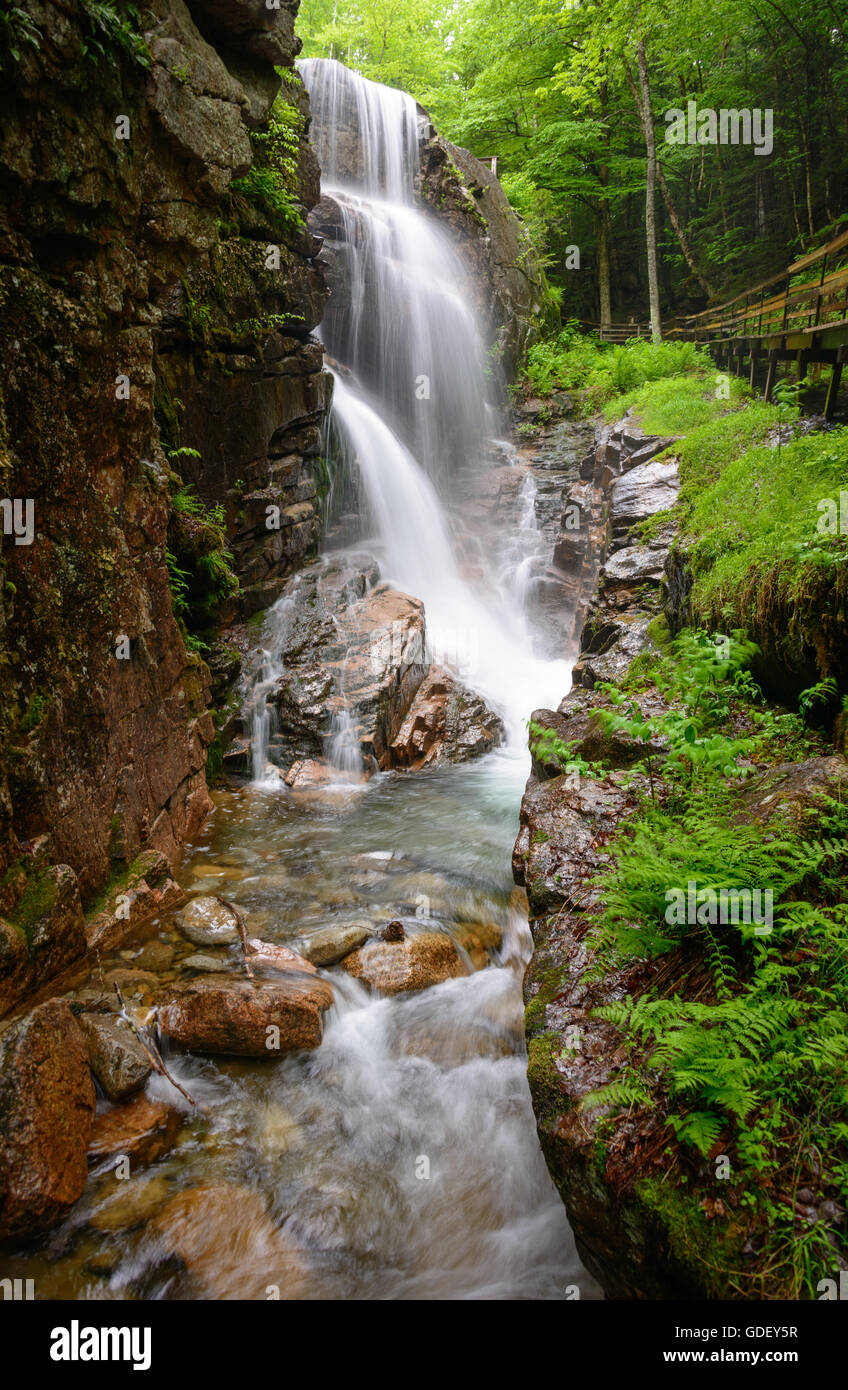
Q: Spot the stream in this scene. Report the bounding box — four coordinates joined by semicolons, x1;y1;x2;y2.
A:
5;58;599;1301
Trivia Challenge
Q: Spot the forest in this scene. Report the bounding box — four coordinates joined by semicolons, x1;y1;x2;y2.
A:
299;0;848;327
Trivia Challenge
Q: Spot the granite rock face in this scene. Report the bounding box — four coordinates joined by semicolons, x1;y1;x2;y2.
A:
0;1;330;1013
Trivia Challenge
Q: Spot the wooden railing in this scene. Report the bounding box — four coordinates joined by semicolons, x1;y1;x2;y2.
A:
668;227;848;346
580;320;651;343
665;226;848;418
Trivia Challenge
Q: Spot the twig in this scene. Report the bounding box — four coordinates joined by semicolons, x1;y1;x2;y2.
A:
216;896;254;978
113;982;197;1107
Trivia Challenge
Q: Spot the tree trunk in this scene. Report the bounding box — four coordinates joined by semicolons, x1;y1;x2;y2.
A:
626;65;713;299
597;206;612;332
636;38;662;341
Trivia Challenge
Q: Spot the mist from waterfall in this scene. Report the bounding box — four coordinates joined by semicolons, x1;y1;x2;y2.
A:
300;57;571;742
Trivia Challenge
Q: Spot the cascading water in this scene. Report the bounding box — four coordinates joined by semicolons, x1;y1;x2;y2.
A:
18;59;596;1304
300;57;570;740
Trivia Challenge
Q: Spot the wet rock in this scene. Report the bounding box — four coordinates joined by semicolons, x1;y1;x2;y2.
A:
88;1173;173;1232
0;1000;96;1238
737;756;848;828
151;1182;307;1299
175;896;242;946
87;1095;183;1171
387;666;505;769
284;758;363;788
299;923;371;966
86;852;188;954
341;930;466;995
259;564;428;768
610;457;679;532
245;938;321;976
77;1013;152;1103
513;772;640;915
181;952;231;974
159;974;333;1056
0;863;87;1017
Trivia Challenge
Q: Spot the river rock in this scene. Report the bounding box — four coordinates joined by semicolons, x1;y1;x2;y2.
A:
181;952;231;974
158;974;333;1056
175;896;241;946
151;1182;307;1299
77;1013;152;1102
341;930;466;995
0;1000;96;1238
387;666;505;769
298;923;371;966
87;1095;183;1170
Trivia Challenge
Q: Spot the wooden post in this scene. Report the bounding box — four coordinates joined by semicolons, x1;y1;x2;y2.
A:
824;345;847;421
763;348;779;402
749;343;761;390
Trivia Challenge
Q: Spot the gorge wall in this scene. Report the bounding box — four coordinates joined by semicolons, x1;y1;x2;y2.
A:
0;10;549;1019
0;0;328;1014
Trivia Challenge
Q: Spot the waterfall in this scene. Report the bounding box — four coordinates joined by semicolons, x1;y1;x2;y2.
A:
300;58;571;743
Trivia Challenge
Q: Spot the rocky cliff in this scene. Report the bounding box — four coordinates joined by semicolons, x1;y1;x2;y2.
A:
0;0;328;1015
514;412;848;1299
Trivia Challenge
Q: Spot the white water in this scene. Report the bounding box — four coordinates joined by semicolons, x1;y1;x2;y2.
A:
299;56;570;741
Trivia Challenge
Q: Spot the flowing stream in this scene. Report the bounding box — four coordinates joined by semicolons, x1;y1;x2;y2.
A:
8;58;597;1301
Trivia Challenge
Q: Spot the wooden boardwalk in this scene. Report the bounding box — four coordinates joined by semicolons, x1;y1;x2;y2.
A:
667;228;848;418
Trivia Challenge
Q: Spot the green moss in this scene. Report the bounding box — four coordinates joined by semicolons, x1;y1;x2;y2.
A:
526;1030;568;1126
6;864;57;950
636;1175;749;1299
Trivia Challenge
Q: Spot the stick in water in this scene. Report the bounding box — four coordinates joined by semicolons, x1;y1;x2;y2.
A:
216;896;254;979
113;982;197;1107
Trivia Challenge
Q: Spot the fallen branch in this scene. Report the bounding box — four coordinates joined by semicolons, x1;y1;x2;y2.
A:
113;982;197;1107
216;896;254;978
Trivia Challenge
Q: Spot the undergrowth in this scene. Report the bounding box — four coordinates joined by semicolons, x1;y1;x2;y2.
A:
576;630;848;1296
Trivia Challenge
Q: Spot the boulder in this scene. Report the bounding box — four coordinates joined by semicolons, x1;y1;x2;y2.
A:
341;930;466;995
159;973;333;1056
298;923;371;966
610;457;679;532
77;1013;152;1102
0;1000;95;1238
175;895;242;946
387;666;505;769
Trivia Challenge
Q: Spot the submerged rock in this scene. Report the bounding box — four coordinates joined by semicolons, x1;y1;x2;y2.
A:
87;1095;183;1171
159;973;333;1056
0;1000;96;1238
151;1183;308;1299
341;930;466;995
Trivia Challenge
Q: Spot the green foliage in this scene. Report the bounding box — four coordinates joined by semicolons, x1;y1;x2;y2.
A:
79;2;151;69
0;5;41;70
231;97;305;235
524;330;714;414
576;619;848;1293
527;720;604;779
683;426;848;637
166;479;239;651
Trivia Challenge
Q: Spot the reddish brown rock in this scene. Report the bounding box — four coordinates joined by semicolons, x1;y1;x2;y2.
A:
87;1094;183;1170
387;666;505;770
0;999;96;1238
158;972;333;1056
341;930;466;995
